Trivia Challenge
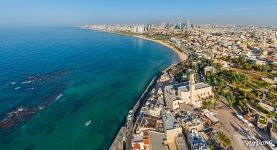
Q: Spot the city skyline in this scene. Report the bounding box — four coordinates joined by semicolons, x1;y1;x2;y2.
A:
0;1;277;149
1;0;277;27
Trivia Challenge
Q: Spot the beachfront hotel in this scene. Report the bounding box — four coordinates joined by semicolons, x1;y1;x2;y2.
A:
164;73;213;110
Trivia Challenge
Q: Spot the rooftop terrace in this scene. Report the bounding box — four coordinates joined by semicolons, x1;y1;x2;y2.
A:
162;110;180;130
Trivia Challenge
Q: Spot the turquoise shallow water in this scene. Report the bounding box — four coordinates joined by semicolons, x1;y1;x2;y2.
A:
0;27;176;150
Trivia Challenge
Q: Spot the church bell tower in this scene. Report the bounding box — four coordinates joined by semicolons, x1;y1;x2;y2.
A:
189;72;195;104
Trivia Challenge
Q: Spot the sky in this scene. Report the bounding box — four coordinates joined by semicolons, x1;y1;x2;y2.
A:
0;0;277;26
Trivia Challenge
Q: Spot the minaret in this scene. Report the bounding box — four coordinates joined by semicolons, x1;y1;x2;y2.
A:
189;72;195;104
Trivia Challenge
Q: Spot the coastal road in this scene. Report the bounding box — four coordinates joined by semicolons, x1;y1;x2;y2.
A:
126;122;133;150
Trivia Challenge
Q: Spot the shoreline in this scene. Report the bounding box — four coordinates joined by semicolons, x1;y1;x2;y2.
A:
81;28;186;149
106;32;186;149
88;29;188;62
131;35;187;62
109;62;179;150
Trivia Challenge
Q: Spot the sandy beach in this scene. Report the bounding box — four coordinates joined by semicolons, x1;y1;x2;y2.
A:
87;29;188;62
132;35;187;62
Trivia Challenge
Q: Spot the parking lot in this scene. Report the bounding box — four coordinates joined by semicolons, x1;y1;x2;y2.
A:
212;101;267;150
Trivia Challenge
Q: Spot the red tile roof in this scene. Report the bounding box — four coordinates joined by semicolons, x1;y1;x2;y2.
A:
143;139;150;145
133;143;141;150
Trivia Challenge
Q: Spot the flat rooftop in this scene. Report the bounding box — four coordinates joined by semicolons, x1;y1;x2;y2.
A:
164;86;177;105
202;109;219;123
175;135;189;150
140;116;158;129
162;111;180;130
149;131;166;150
179;103;194;112
189;130;206;146
195;83;210;90
168;80;211;94
179;86;189;92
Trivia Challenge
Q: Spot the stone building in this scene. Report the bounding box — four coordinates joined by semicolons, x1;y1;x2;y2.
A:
164;73;213;110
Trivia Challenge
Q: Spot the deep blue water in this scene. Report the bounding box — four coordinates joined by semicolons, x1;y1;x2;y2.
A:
0;27;176;150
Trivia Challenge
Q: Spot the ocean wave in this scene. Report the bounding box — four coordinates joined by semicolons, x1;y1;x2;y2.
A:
14;87;21;90
9;82;16;85
55;94;63;101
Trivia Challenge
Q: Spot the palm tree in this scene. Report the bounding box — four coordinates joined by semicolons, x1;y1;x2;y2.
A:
226;94;235;107
216;131;225;144
222;137;232;150
216;131;232;150
211;75;219;86
209;144;215;150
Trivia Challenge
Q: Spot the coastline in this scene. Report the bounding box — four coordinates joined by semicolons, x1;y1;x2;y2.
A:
105;32;187;149
110;62;179;150
81;28;187;149
89;29;188;62
131;35;187;62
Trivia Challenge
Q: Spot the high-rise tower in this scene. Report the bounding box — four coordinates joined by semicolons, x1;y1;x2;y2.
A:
186;19;191;31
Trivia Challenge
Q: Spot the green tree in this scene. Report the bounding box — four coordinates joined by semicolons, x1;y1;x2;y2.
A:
202;99;213;109
222;137;232;150
269;111;277;118
216;131;232;150
226;94;235;107
209;144;215;150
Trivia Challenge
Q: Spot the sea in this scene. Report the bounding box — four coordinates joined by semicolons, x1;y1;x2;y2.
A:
0;27;176;150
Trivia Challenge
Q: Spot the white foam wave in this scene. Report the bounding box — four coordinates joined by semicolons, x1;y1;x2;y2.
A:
55;94;63;101
14;87;21;90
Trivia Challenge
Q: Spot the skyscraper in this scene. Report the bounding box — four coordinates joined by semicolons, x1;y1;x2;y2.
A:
186;19;191;30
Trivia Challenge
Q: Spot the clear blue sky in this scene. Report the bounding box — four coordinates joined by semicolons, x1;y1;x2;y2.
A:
1;0;277;26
